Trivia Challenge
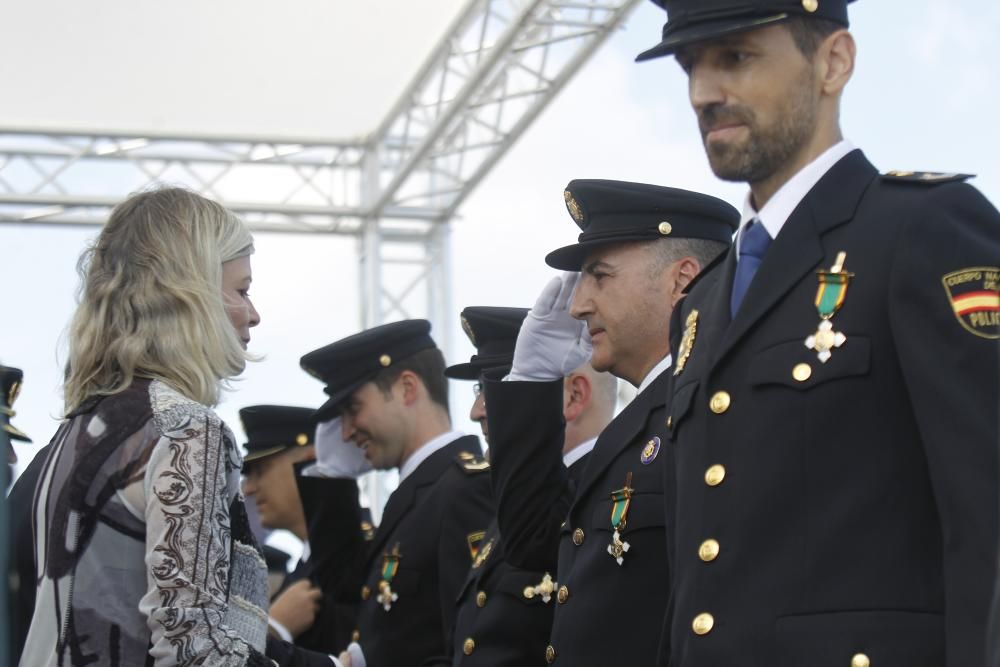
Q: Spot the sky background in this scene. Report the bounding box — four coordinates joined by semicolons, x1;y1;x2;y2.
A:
2;0;999;486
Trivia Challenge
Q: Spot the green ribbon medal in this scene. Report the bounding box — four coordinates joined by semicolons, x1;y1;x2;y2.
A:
607;472;633;566
806;252;853;363
377;544;401;611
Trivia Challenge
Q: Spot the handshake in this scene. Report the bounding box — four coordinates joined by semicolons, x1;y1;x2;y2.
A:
508;272;593;382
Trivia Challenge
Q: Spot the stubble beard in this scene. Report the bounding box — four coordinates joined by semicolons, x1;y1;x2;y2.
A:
700;68;818;185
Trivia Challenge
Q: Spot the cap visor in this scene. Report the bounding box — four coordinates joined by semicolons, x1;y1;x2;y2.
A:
635;13;790;62
3;423;31;443
444;362;478;380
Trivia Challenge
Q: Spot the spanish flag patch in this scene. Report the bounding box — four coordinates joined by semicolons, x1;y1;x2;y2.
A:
942;267;1000;339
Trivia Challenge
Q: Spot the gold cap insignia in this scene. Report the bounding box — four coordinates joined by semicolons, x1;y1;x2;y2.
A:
564;190;583;223
802;0;818;12
296;433;309;446
461;315;476;346
379;354;392;367
7;380;21;408
658;221;673;236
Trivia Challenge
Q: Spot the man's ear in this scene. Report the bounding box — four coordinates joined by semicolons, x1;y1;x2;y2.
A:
818;29;855;97
671;257;701;306
396;370;421;406
563;373;592;422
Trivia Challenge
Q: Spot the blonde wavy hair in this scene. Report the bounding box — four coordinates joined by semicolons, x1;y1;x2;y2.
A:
64;186;254;412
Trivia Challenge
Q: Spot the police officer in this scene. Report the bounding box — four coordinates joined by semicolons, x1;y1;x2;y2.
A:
299;320;493;667
3;365;33;665
434;306;616;666
241;405;365;654
484;180;738;665
636;2;1000;664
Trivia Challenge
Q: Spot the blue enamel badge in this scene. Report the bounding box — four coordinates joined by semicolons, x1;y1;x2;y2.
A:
640;437;661;464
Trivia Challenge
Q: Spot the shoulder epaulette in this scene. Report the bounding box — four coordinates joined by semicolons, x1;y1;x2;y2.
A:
882;170;973;185
455;451;490;473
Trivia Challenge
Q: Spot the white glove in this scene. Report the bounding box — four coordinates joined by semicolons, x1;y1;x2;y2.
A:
307;417;373;479
508;273;593;382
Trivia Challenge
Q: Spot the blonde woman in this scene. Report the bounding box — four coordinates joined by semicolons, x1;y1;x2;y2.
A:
20;187;270;666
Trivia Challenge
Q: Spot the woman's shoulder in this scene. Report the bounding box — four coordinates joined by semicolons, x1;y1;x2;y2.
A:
148;379;224;437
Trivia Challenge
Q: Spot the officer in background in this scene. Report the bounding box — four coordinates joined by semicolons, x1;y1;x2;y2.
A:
636;2;1000;664
241;405;365;654
485;180;737;665
299;320;493;667
3;365;32;666
431;306;616;666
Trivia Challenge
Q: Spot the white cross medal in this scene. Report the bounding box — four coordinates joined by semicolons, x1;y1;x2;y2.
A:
805;252;853;363
607;472;633;566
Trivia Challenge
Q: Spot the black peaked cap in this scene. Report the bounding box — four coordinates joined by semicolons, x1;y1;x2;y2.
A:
1;365;30;443
546;179;739;271
445;306;530;380
240;405;317;466
301;319;437;422
636;0;857;62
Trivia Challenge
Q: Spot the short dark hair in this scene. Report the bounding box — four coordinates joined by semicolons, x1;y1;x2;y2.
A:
371;346;450;412
785;16;843;57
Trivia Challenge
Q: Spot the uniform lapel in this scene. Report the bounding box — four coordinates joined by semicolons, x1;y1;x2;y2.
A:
709;149;878;370
572;371;669;504
366;436;478;561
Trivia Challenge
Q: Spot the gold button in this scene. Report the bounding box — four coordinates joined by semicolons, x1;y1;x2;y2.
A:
692;612;715;635
704;464;726;487
379;354;392;367
792;363;812;382
463;638;475;655
802;0;818;12
658;221;673;235
545;645;556;663
296;433;309;446
360;585;371;600
557;585;569;604
523;586;536;599
698;539;720;562
851;654;870;667
476;591;487;607
572;528;585;545
709;391;731;414
351;630;360;642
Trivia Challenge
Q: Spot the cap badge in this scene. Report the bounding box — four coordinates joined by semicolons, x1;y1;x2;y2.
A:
802;0;819;12
640;437;661;464
658;221;673;236
805;252;852;362
377;544;402;611
296;433;309;446
942;267;1000;339
460;315;477;346
379;354;392;367
673;309;699;376
7;379;21;408
564;190;584;223
607;471;633;566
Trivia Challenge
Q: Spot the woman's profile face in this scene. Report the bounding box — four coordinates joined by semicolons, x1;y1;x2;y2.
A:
221;255;260;349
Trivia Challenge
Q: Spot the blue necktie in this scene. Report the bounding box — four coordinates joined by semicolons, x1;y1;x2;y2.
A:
730;220;771;317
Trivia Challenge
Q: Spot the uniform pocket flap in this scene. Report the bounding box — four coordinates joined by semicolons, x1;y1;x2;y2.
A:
776;609;943;666
749;336;870;390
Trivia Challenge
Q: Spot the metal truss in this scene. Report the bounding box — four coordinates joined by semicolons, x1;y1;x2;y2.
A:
0;0;640;521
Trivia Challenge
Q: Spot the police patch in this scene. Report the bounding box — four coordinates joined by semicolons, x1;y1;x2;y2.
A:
942;267;1000;339
467;530;487;562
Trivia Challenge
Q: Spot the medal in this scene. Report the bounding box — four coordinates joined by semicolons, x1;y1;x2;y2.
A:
377;544;401;611
673;310;698;376
805;252;853;363
607;472;633;566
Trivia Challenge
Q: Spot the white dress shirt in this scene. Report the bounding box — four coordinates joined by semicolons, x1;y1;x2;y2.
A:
563;436;598;468
398;429;467;483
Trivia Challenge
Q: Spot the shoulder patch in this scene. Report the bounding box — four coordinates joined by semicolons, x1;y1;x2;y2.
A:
942;267;1000;339
882;170;973;185
455;452;490;473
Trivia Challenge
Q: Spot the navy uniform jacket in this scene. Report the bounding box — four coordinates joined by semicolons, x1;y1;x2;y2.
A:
353;435;493;667
278;472;367;654
437;454;590;667
665;150;1000;666
486;374;673;665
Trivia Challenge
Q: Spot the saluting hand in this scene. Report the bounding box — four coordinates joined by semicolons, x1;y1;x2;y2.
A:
509;272;592;381
310;417;372;479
